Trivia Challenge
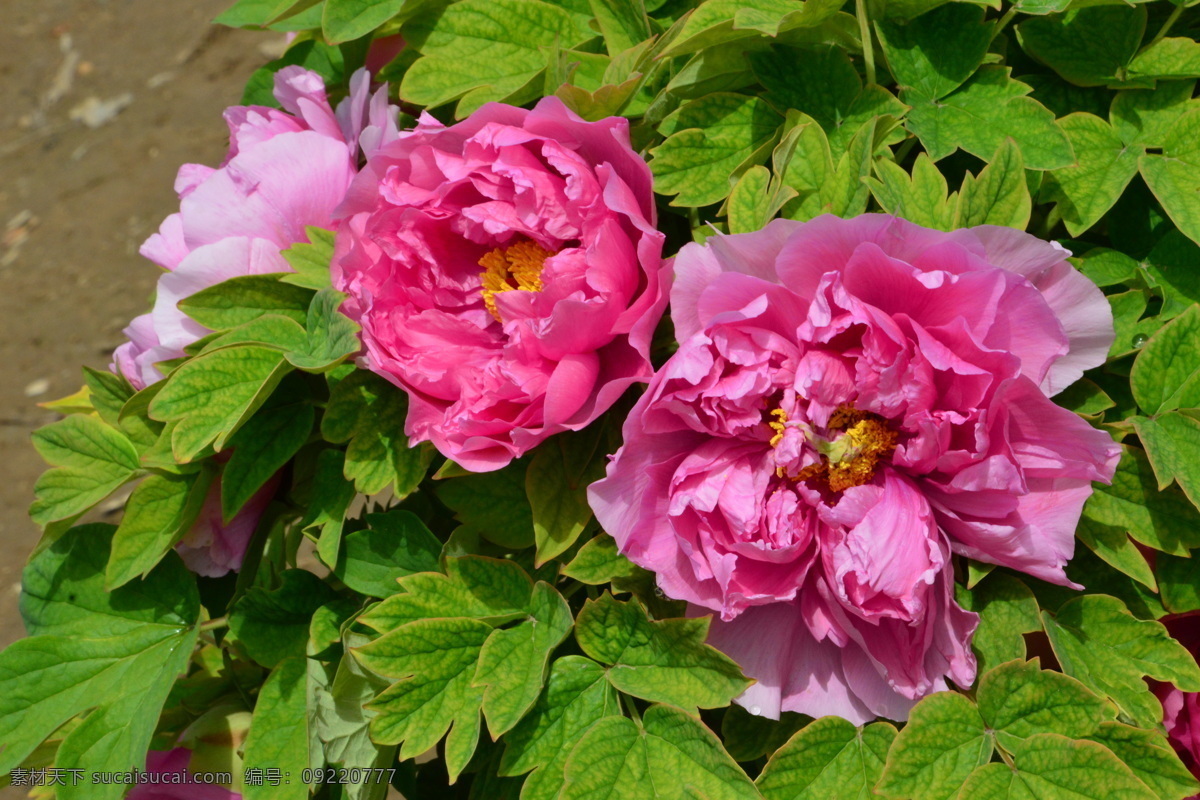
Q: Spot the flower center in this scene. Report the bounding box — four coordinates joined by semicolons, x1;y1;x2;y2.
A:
478;240;553;322
773;404;898;493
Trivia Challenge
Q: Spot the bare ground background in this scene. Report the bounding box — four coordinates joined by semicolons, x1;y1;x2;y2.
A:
0;0;267;794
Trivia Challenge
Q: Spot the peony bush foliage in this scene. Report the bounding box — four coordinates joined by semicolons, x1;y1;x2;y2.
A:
5;0;1200;797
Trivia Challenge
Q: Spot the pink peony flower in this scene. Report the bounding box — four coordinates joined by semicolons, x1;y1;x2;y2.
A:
589;214;1121;723
175;472;278;578
332;96;670;472
127;749;240;800
1154;614;1200;795
111;66;399;390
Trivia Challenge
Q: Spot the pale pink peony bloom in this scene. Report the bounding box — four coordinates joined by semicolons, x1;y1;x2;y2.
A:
110;67;393;576
589;215;1121;723
332;96;670;472
175;473;278;578
111;66;399;390
127;749;240;800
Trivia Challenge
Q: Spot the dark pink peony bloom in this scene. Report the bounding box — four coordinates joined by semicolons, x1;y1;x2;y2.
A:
112;66;399;390
332;97;669;472
1155;614;1200;795
127;749;240;800
589;215;1121;722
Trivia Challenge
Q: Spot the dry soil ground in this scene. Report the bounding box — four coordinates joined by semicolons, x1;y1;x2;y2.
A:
0;2;263;793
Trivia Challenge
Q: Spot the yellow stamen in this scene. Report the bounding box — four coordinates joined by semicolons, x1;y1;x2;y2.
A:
768;408;789;447
824;410;898;492
479;240;553;322
774;403;898;493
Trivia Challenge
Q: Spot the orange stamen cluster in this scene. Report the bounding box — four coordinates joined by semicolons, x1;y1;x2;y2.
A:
479;240;552;322
771;404;898;493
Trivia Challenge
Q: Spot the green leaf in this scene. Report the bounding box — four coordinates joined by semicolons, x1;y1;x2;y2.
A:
727;165;797;234
877;692;992;800
721;706;809;763
823;117;877;218
1134;411;1200;510
866;154;956;230
1081;445;1200;557
1145;231;1200;320
215;0;305;27
1077;516;1159;590
1077;248;1139;287
1043;113;1141;236
475;582;574;737
560;705;760;800
1131;305;1200;415
1155;552;1200;614
359;556;534;632
1056;378;1116;418
105;470;211;590
956;138;1031;229
437;461;535;550
589;0;652;55
300;447;358;566
1016;6;1147;87
356;616;492;781
228;569;337;668
222;388;312;520
1086;722;1200;800
499;656;620;800
527;429;606;565
334;511;442;598
400;0;590;113
651;93;782;207
82;367;134;426
903;66;1074;170
322;370;431;497
562;533;644;585
243;657;310;800
662;0;845;57
751;45;906;151
1129;38;1200;81
1110;81;1199;149
178;274;313;331
193;313;310;354
1042;594;1200;727
976;660;1108;751
1011;0;1070;16
778;115;877;220
956;573;1042;673
30;415;141;525
281;226;336;291
322;0;405;43
956;734;1158;800
149;344;291;462
1140;110;1200;246
876;4;995;100
285;288;362;372
1109;290;1165;359
311;645;395;800
1;524;198;797
756;716;896;800
574;594;751;710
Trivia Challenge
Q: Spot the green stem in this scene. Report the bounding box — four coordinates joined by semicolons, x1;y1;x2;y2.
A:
560;580;588;600
893;136;918;165
622;693;643;725
1147;3;1184;48
856;0;877;86
199;616;228;632
993;4;1019;37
